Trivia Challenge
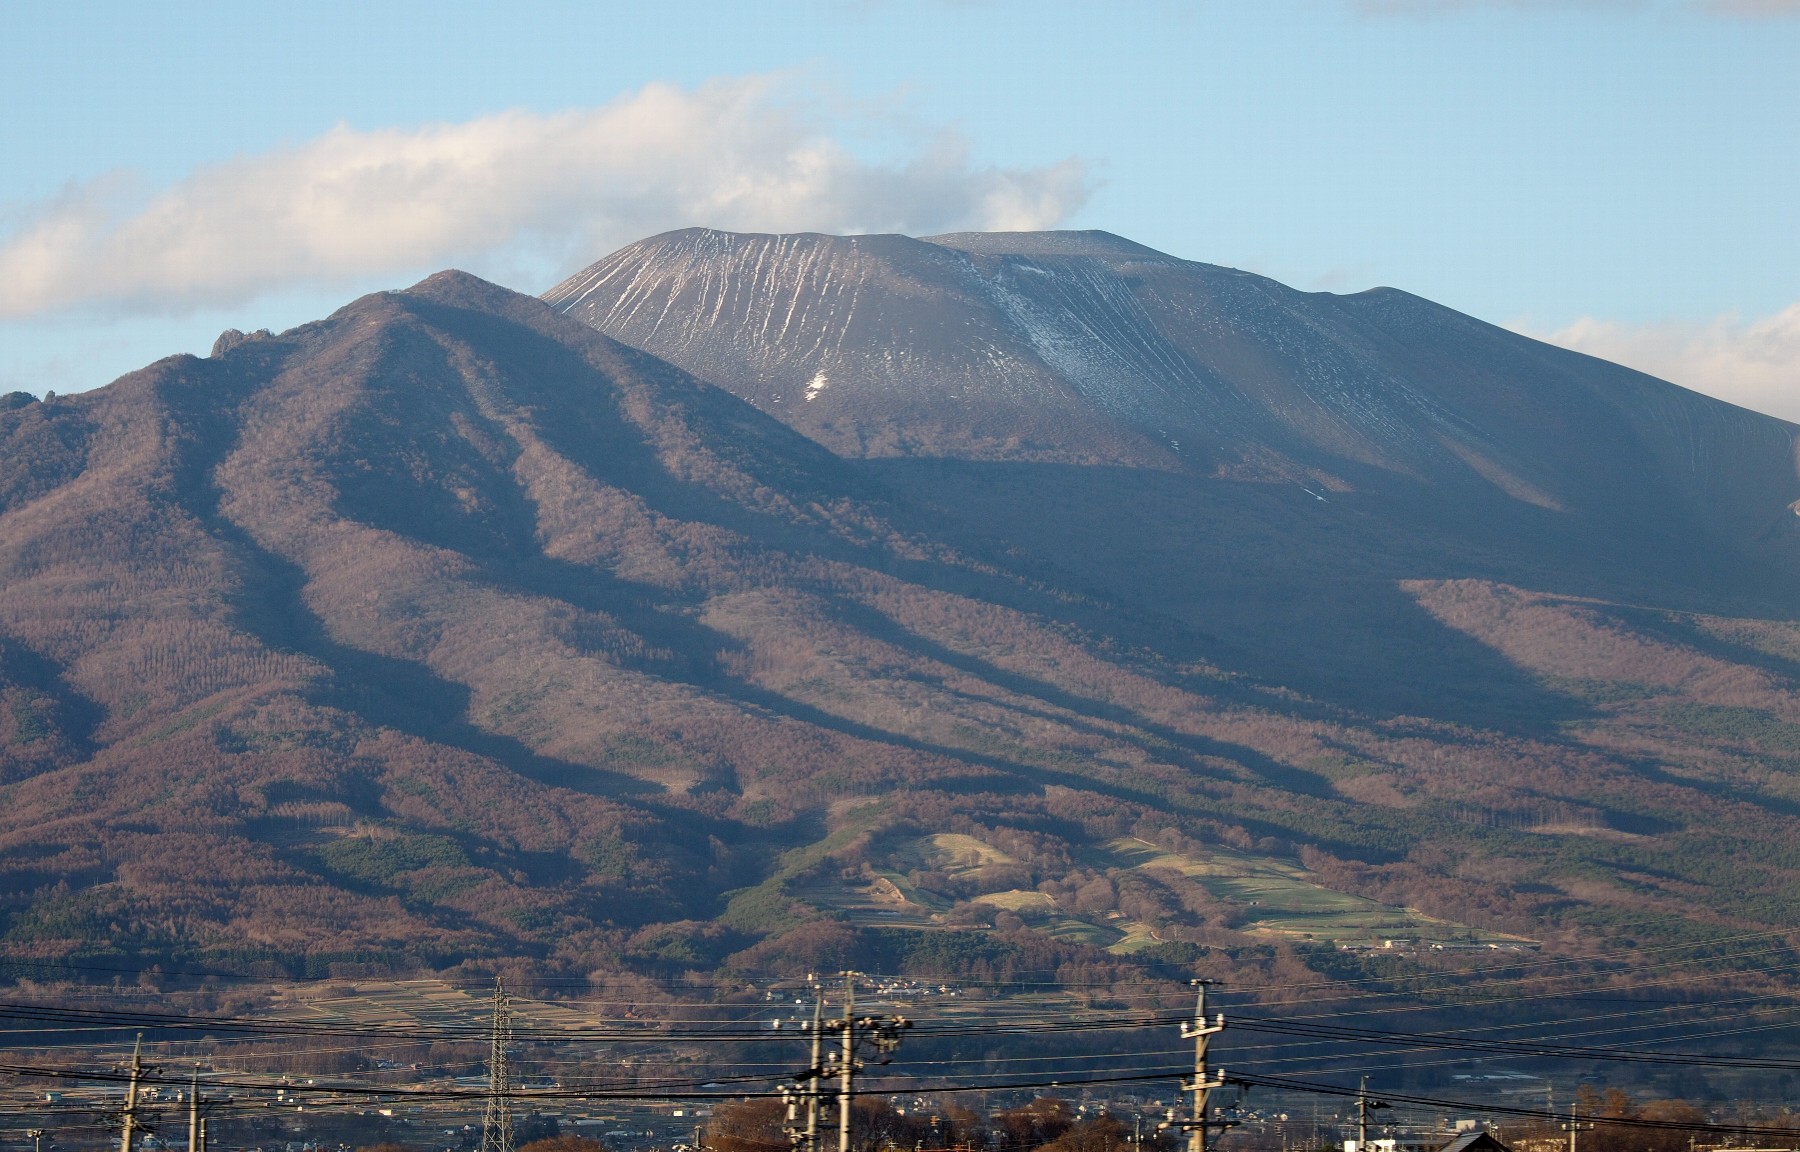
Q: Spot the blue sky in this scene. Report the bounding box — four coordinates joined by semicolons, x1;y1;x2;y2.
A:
3;0;1797;415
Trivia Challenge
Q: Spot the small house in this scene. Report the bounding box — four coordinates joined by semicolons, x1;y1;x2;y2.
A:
1438;1131;1512;1152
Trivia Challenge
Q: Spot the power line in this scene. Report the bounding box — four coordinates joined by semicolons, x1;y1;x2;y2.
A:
481;978;515;1152
1226;1013;1800;1070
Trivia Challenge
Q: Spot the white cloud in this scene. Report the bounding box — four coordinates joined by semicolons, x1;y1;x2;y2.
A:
0;76;1089;319
1524;303;1800;423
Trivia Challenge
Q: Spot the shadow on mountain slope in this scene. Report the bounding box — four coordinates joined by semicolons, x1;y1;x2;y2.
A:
822;596;1340;799
864;458;1620;734
0;634;103;781
216;517;658;799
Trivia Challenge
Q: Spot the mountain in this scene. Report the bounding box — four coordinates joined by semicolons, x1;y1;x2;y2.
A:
545;228;1793;522
4;233;1800;993
547;228;1800;717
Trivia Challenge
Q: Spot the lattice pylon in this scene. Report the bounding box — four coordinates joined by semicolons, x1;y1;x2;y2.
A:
481;978;514;1152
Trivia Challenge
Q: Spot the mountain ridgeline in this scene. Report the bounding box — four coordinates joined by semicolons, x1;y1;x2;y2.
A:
547;228;1800;716
546;229;1793;526
3;230;1800;989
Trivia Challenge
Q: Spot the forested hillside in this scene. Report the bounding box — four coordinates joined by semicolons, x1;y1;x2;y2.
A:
4;236;1800;998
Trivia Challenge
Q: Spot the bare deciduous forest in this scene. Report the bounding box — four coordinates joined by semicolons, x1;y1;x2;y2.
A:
4;248;1800;1031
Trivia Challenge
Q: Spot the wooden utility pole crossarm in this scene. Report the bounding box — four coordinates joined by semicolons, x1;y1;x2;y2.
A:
1165;980;1234;1152
1563;1103;1595;1152
1356;1078;1390;1152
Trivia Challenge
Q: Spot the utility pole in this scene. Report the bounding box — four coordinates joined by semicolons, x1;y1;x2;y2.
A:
810;973;910;1152
183;1062;229;1152
1355;1078;1390;1152
481;978;515;1152
784;981;829;1152
1562;1103;1593;1152
838;975;855;1152
1164;980;1232;1152
118;1034;150;1152
807;989;824;1152
188;1065;201;1152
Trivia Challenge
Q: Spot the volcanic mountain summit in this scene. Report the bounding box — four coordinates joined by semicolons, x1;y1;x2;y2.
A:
3;229;1800;981
547;229;1796;532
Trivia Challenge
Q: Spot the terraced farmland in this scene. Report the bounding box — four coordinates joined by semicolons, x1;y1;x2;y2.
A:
787;830;1534;955
1102;838;1535;947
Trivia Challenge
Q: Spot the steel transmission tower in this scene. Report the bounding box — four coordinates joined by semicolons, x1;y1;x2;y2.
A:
482;978;515;1152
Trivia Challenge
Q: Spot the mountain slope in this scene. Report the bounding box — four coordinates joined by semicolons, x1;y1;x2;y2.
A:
4;241;1800;988
548;228;1800;717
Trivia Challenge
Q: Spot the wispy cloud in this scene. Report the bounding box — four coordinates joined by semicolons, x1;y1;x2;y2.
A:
1524;303;1800;423
0;76;1089;320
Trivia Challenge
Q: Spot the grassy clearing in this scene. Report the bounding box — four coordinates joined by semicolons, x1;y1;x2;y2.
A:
1039;918;1123;947
970;888;1056;913
1109;921;1164;954
919;833;1018;873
